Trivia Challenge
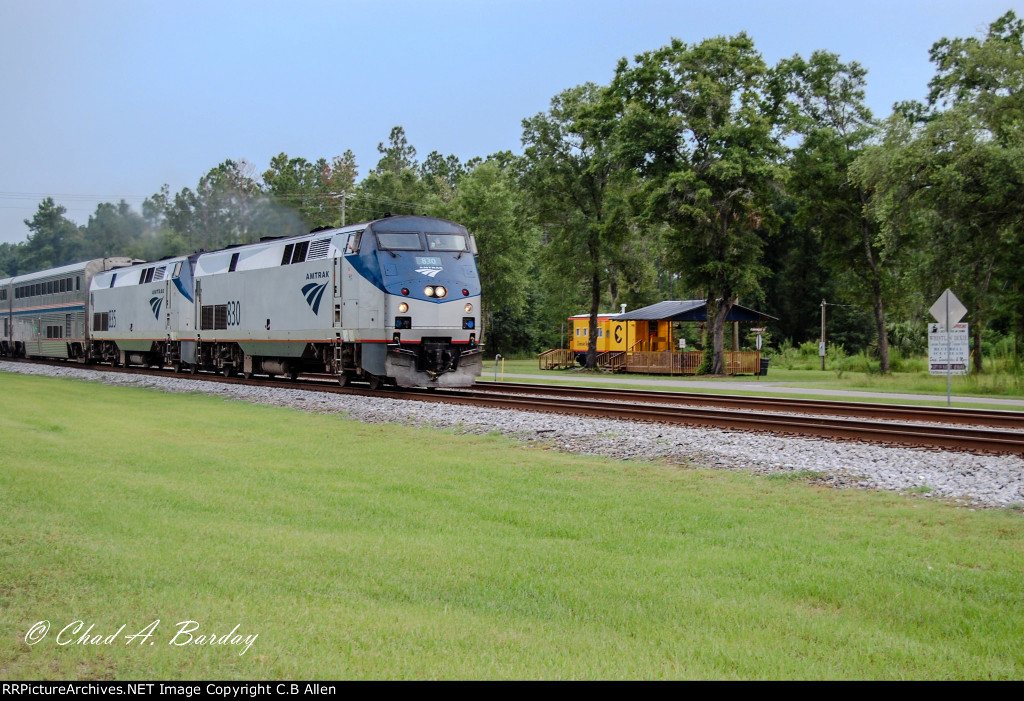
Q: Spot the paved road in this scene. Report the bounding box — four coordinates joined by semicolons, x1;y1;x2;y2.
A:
480;373;1024;409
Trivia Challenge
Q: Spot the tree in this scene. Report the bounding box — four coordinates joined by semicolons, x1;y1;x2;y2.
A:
142;185;189;259
374;125;417;173
262;151;358;228
352;126;431;221
521;83;634;368
81;200;146;259
853;12;1024;372
779;51;906;371
927;11;1024;370
927;10;1024;142
420;151;466;203
21;197;82;270
318;152;359;225
611;34;785;373
163;160;303;251
440;158;539;355
0;242;23;277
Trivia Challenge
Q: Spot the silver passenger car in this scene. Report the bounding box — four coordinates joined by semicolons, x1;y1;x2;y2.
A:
4;258;137;359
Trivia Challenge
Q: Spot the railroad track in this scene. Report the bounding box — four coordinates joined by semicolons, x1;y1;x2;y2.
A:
471;381;1024;430
6;358;1024;455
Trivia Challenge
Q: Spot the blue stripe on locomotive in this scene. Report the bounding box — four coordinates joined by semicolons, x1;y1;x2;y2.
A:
344;217;481;300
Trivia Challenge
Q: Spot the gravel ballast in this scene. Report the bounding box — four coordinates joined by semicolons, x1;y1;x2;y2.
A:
4;360;1023;509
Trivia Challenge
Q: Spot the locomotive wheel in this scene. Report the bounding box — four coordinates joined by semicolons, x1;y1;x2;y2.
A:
172;361;182;374
337;373;349;387
289;370;299;381
367;374;382;391
189;363;198;375
222;366;235;378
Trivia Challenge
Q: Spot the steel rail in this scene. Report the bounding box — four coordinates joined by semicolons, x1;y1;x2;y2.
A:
398;389;1024;455
472;381;1024;430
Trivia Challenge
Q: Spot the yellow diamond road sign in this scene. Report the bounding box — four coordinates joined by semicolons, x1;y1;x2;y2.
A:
929;289;967;326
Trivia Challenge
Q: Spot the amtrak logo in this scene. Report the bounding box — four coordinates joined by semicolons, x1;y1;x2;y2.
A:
301;282;328;315
415;268;442;278
149;296;163;319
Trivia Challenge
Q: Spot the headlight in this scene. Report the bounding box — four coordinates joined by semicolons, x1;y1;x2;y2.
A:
434;286;447;298
398;302;409;313
464;303;473;313
424;286;434;297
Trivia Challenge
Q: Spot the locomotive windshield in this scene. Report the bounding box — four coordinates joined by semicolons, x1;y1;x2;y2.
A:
427;234;468;252
376;232;423;251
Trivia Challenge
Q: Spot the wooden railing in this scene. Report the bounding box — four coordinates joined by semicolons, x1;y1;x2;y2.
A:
538;348;576;370
597;351;627;371
623;350;761;375
628;338;672;352
625;351;693;375
721;351;761;375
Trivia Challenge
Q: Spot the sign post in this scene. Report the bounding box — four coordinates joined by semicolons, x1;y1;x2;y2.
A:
752;327;765;381
820;300;826;370
929;289;968;407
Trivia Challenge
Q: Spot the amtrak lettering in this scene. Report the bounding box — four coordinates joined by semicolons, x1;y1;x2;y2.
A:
305;271;330;280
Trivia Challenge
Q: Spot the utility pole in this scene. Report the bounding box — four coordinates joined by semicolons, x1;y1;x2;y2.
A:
331;191;348;226
820;299;827;371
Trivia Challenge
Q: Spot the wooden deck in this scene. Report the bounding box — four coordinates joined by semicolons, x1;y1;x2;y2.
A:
537;349;764;375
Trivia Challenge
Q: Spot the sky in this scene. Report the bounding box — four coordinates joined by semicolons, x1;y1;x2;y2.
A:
1;0;1020;245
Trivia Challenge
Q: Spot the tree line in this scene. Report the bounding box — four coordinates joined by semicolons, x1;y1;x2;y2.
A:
3;12;1021;373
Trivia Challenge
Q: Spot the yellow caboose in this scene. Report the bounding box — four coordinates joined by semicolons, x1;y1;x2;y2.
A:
568;313;673;362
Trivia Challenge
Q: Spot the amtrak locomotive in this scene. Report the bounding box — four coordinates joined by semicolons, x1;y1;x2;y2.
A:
1;215;484;388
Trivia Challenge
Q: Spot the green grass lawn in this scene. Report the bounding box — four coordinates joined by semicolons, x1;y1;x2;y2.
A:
1;372;1022;679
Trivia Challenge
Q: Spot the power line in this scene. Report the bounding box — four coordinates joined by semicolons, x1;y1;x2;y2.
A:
0;189;428;211
0;191;151;202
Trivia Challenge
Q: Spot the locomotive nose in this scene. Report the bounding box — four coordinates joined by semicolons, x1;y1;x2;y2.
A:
427;346;454;370
418;339;458;377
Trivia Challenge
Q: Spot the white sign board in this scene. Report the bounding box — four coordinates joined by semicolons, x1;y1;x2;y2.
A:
928;323;969;375
930;289;967;326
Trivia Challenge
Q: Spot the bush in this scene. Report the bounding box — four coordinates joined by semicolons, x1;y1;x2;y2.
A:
839;351;879;374
798;340;820;358
695;350;714;375
887;320;928;356
768;339;806;371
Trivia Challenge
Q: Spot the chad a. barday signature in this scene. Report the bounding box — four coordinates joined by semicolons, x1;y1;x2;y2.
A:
25;620;258;656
